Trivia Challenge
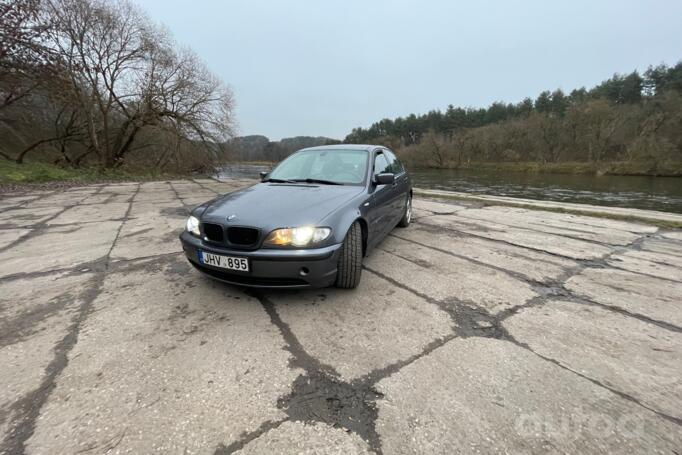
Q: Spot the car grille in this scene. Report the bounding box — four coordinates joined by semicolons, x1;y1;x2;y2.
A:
227;227;259;246
202;223;224;243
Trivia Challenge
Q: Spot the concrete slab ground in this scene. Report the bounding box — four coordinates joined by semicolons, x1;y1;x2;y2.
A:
1;178;681;454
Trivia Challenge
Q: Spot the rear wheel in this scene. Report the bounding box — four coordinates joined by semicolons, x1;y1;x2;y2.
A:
335;221;362;288
397;194;412;227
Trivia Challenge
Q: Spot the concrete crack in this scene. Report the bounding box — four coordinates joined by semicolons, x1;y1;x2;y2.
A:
454;211;643;247
413;219;588;262
0;183;140;455
522;345;682;427
0;273;106;455
387;228;681;333
213;418;289;455
0;251;182;284
222;292;386;455
104;183;141;266
168;181;193;213
385;233;569;286
364;262;682;429
0;186;106;254
192;179;221;195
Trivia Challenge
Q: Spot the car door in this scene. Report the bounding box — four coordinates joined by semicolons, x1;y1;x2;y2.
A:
366;151;393;243
384;149;409;223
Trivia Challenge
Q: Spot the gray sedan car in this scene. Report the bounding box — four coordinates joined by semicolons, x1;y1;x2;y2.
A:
179;144;412;288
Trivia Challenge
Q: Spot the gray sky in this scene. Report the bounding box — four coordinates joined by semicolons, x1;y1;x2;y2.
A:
135;0;682;140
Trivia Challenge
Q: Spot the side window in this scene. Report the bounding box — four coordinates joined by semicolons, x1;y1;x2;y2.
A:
374;153;390;175
384;150;404;174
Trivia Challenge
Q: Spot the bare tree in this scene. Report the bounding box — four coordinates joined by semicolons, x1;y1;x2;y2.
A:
579;99;627;162
421;129;447;167
43;0;235;168
147;47;235;161
528;113;561;163
0;0;57;111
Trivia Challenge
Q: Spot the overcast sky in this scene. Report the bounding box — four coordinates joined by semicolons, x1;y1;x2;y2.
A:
135;0;682;140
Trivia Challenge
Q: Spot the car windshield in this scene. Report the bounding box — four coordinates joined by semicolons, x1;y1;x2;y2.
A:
267;149;368;185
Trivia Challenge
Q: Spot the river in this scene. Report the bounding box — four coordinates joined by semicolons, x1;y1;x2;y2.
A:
216;164;682;214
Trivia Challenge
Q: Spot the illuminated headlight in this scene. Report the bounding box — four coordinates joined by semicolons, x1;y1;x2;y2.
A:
264;226;331;247
186;215;200;236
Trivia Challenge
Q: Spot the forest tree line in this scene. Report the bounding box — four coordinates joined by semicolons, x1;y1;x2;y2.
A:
226;135;340;162
0;0;234;172
345;63;682;174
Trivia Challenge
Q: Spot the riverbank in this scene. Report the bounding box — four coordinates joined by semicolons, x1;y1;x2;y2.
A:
0;160;207;192
416;188;682;229
401;160;682;177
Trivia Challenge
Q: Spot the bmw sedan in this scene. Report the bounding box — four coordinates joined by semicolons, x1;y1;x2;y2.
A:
179;144;412;288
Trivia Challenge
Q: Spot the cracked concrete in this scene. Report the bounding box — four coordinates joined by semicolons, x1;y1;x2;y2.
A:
265;273;453;381
0;229;29;249
1;178;681;454
369;236;539;314
565;267;682;327
24;260;296;454
504;301;682;421
230;421;371;454
374;337;681;454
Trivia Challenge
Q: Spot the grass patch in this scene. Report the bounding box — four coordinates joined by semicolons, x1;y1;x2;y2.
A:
1;160;99;183
0;160;198;186
415;189;682;229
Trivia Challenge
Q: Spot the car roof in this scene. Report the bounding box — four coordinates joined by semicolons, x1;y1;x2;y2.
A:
298;144;384;153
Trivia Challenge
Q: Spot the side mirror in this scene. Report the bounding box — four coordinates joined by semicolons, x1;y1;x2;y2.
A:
259;171;269;182
374;173;395;185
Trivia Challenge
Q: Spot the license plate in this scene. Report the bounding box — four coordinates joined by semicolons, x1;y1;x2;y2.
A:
198;251;249;272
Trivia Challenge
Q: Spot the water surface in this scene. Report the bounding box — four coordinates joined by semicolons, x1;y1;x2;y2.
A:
217;164;682;213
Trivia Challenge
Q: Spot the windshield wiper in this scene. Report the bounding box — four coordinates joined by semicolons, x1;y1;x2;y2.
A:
264;178;297;183
292;178;343;185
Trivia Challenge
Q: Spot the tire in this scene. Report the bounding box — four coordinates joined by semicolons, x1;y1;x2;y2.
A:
335;221;363;289
397;194;412;227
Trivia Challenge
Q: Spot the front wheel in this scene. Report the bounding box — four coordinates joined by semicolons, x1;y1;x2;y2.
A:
397;194;412;227
335;221;363;288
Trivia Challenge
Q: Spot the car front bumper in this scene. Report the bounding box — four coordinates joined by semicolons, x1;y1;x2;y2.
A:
179;231;342;288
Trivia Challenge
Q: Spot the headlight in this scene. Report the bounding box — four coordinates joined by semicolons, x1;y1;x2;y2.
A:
264;226;331;247
186;216;200;236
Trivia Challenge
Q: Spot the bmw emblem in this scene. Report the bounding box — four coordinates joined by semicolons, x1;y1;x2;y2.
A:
227;214;237;221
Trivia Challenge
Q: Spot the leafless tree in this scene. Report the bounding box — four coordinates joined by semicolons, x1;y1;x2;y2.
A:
39;0;234;168
0;0;57;111
421;129;447;167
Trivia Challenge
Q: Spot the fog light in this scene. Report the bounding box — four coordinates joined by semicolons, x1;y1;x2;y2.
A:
299;267;309;276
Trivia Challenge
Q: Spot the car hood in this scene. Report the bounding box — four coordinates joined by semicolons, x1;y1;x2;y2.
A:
200;183;363;230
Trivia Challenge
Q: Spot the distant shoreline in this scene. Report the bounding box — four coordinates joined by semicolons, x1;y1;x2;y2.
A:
407;161;682;177
221;160;682;177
